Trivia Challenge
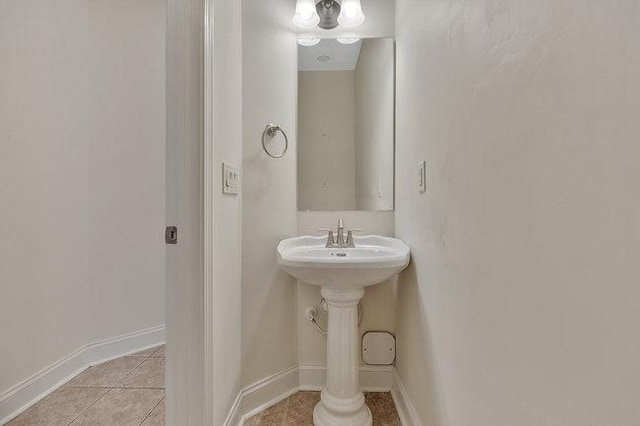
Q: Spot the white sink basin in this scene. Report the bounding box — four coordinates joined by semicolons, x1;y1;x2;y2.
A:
277;235;410;289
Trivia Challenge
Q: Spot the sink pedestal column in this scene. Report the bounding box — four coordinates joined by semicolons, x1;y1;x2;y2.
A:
314;287;372;426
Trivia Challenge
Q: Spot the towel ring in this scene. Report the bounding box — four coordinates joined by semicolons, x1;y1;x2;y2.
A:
262;124;288;159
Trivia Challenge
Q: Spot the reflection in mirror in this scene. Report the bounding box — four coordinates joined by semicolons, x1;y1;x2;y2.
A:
297;38;394;212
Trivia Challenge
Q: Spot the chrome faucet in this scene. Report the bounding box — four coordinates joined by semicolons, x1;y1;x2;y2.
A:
320;219;362;248
336;218;345;247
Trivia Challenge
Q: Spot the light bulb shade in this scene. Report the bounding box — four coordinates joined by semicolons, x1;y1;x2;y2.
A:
337;0;365;28
337;37;361;45
293;0;320;29
297;38;322;46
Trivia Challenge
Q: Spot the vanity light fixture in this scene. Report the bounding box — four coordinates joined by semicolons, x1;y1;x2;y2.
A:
336;37;361;44
297;38;322;46
337;0;366;28
293;0;365;30
293;0;320;29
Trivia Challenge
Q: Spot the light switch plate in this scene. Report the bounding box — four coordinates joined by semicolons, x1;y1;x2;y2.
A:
223;162;239;195
418;160;426;193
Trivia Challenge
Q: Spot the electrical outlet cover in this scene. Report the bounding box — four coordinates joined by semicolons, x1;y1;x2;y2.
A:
362;332;395;365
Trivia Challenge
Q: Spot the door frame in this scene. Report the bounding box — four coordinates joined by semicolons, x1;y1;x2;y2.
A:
203;0;216;422
165;0;216;423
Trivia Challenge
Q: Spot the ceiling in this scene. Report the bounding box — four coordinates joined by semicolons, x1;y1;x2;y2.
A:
298;39;363;72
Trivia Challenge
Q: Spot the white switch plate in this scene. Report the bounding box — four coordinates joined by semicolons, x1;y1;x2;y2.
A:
223;162;239;195
418;160;426;193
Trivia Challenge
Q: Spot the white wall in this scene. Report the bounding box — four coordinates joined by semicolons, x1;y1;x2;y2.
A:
87;0;166;342
355;38;395;211
210;0;243;422
0;0;94;396
0;0;165;399
241;0;298;387
298;71;357;211
394;0;640;425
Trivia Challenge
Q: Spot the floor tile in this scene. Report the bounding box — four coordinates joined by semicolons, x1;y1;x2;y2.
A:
65;357;145;388
366;392;401;426
117;358;165;389
7;387;107;426
141;398;165;425
246;391;401;425
284;392;319;425
69;388;164;426
151;346;165;358
245;398;289;425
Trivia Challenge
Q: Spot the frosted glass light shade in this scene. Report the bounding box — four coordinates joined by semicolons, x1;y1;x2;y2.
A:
337;37;361;45
293;0;320;29
337;0;365;28
298;38;322;46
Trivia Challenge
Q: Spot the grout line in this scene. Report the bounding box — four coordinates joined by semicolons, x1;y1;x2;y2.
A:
114;355;152;388
66;387;112;426
149;345;163;357
17;348;164;426
64;350;158;425
64;385;113;389
112;386;166;390
138;396;164;426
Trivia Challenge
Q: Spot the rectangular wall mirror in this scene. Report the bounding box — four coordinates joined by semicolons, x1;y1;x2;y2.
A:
297;37;395;212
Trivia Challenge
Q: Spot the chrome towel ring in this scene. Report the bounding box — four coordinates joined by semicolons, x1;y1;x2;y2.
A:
262;124;288;159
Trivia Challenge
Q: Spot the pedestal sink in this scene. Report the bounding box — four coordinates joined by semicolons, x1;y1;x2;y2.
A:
277;235;410;426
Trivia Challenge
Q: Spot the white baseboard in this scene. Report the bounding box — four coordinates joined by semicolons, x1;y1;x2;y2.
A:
224;365;298;426
298;364;394;392
0;325;165;425
224;364;395;426
390;368;422;426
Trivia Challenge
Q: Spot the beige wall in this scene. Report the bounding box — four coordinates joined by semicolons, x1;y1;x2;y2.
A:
0;0;165;398
242;0;298;387
298;71;357;211
394;0;640;425
355;38;395;211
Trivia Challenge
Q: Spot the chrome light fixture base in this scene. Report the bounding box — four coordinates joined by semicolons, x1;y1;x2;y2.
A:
316;0;341;30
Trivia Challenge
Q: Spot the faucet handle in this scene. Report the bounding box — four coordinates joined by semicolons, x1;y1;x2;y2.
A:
317;229;336;245
346;228;364;247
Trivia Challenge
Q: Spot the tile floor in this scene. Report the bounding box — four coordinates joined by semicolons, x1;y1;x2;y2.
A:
9;346;400;426
245;391;401;426
8;345;165;426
